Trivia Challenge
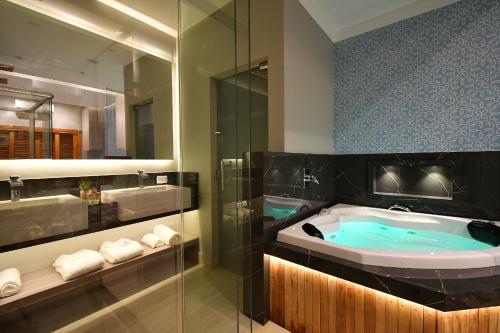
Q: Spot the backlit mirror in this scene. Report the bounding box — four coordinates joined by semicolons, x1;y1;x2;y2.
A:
0;0;177;159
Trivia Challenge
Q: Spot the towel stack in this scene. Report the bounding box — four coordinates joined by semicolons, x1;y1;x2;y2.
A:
153;225;181;246
53;250;104;281
0;268;21;298
141;233;165;249
49;230;178;280
99;238;143;264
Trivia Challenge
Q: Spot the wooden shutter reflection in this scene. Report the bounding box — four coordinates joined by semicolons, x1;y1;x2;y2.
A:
0;125;81;159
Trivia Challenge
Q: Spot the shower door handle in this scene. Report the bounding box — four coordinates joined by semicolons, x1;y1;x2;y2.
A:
220;160;232;191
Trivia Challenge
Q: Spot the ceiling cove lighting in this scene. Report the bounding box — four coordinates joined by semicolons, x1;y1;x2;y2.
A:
0;70;121;97
97;0;177;38
6;0;174;61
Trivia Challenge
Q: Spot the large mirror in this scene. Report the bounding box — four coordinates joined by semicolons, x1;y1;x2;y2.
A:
0;0;177;159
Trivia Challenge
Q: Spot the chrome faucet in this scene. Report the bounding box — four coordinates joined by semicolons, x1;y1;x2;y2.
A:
303;168;319;187
8;175;23;202
388;205;411;213
138;170;149;188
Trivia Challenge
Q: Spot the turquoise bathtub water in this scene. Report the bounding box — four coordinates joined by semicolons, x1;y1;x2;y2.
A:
264;205;296;219
324;220;493;252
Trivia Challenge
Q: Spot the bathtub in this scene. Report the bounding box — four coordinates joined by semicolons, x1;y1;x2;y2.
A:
277;204;500;269
264;195;312;220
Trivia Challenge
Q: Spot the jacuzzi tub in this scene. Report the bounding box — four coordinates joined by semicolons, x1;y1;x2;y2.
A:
264;195;311;219
277;204;500;269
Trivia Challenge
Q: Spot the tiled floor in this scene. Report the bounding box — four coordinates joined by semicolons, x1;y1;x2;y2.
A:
252;321;289;333
56;265;289;333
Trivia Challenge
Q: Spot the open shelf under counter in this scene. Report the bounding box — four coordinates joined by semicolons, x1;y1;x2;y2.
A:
0;236;199;311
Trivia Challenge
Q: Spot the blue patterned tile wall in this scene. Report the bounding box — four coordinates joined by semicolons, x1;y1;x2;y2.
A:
334;0;500;154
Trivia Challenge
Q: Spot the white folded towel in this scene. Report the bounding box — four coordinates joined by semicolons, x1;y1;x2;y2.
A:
0;268;21;298
100;238;143;264
153;225;181;246
53;249;104;281
141;233;166;249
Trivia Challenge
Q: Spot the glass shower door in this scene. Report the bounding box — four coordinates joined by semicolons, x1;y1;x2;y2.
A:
179;0;253;332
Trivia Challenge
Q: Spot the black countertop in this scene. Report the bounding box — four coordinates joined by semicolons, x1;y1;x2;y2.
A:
266;240;500;311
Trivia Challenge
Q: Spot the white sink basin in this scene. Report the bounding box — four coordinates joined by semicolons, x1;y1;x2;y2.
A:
101;185;192;221
0;194;88;246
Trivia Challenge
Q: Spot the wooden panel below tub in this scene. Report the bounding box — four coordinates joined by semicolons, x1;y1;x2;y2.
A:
268;256;500;333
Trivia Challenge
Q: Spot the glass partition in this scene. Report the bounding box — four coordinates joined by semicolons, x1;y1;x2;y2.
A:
0;0;255;331
0;1;185;332
179;0;253;332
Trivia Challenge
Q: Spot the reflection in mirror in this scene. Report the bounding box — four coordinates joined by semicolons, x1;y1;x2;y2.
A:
0;0;176;160
0;86;53;158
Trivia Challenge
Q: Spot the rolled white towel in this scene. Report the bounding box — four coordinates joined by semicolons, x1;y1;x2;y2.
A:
53;249;104;281
153;224;181;246
0;268;21;298
141;233;165;249
100;238;143;264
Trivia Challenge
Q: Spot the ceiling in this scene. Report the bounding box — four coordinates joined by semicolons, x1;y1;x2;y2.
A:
0;0;238;111
297;0;459;42
0;0;178;108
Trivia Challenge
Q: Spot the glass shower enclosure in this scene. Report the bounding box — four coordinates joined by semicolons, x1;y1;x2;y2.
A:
0;86;52;159
0;0;256;331
179;0;254;332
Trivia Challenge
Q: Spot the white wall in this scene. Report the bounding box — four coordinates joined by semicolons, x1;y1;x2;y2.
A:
283;0;335;154
52;102;82;130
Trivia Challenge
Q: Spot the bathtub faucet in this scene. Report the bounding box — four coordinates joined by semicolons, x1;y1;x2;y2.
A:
303;168;319;187
388;205;411;213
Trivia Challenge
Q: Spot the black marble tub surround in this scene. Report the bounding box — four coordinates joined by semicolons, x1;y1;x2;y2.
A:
267;241;500;311
245;152;338;324
255;151;500;255
247;151;500;321
0;172;199;252
333;151;500;221
260;152;337;240
255;151;500;228
263;152;336;203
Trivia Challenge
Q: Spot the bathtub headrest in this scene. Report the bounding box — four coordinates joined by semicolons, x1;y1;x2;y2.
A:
467;221;500;247
302;223;324;240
